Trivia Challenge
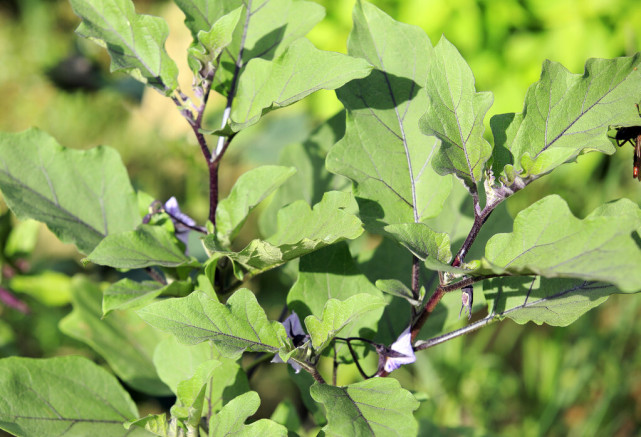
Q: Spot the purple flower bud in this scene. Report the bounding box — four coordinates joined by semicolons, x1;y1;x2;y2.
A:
459;285;473;320
271;312;309;373
383;327;416;373
163;197;196;247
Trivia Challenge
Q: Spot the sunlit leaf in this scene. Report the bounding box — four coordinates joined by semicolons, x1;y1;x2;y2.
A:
102;278;193;316
208;391;287;437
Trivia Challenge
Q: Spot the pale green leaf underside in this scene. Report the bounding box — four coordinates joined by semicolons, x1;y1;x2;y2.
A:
484;196;641;292
310;377;420;437
70;0;178;94
0;129;140;255
230;38;372;131
327;1;451;232
491;54;641;182
209;391;287;437
137;289;287;359
305;294;387;351
86;225;196;269
59;276;170;396
419;36;493;190
0;356;149;437
484;276;621;326
384;222;452;263
215;165;297;247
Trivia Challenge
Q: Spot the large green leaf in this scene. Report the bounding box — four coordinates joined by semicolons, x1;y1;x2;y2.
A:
491;54;641;184
419;36;494;191
483;196;641;292
483;276;620;326
326;1;452;235
215;165;296;247
138;289;288;359
208;391;287;437
310;378;420;437
102;278;193;316
0;129;140;254
69;0;178;95
59;276;170;396
86;224;197;269
0;356;150;436
230;38;372;130
205;191;363;279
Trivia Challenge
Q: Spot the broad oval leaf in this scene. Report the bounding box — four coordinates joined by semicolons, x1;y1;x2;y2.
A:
310;378;420;437
138;289;288;359
0;129;140;255
327;1;452;236
491;54;641;183
70;0;179;95
0;355;149;437
483;196;641;292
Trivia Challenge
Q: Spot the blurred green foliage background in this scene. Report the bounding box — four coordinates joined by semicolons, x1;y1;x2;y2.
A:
0;0;640;436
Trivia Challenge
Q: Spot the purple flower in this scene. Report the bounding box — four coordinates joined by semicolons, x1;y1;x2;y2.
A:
163;197;197;246
271;312;309;373
383;327;416;373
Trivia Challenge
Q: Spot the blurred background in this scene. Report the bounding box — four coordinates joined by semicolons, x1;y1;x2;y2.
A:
0;0;640;436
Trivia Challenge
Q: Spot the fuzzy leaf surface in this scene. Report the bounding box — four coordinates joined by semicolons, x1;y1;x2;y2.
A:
310;378;419;437
138;289;288;359
0;129;139;254
483;196;641;292
69;0;178;94
327;1;451;235
491;54;641;183
419;36;493;191
0;356;149;436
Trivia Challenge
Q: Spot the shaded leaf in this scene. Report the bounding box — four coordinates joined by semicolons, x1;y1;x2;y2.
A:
491;54;641;184
172;360;221;426
216;165;296;247
0;356;150;436
375;279;419;305
59;276;170;396
0;129;139;254
138;289;288;359
230;38;372;131
208;391;287;437
310;377;419;437
419;36;493;191
327;1;451;234
384;222;451;262
103;278;193;316
86;225;197;269
174;0;237;38
70;0;178;94
483;196;641;292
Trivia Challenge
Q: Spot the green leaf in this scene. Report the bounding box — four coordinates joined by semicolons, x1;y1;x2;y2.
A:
9;270;72;306
86;224;197;269
216;165;296;247
0;129;140;254
138;289;288;359
205;191;363;279
187;7;243;79
174;0;237;38
59;276;171;396
305;293;386;351
102;278;193;316
484;277;620;326
419;36;494;191
4;219;39;258
483;196;641;292
375;279;419;305
209;391;288;437
491;54;641;184
125;414;169;436
0;355;150;436
172;360;221;426
327;1;452;234
270;399;301;432
230;38;372;131
310;378;420;437
384;223;452;262
69;0;178;95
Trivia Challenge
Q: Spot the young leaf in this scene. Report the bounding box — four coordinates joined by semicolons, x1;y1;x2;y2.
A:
491;54;641;184
0;356;149;436
59;276;171;396
484;277;619;326
310;378;420;437
419;36;494;191
0;129;140;254
172;360;221;427
69;0;179;95
208;391;287;437
204;191;363;279
327;1;452;235
138;289;288;359
174;0;235;38
103;278;193;316
305;293;386;352
215;165;297;247
86;224;197;269
384;223;452;262
483;196;641;292
229;38;372;131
